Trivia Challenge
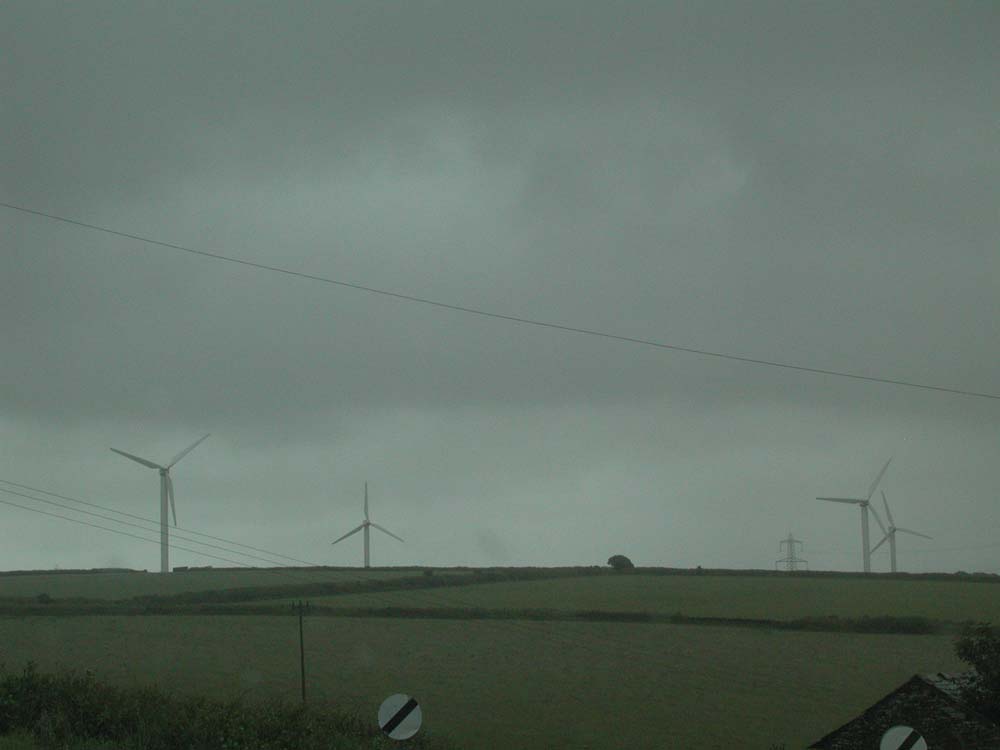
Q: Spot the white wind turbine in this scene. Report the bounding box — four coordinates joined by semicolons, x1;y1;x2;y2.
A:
871;490;932;573
110;434;210;573
331;482;404;568
817;457;891;573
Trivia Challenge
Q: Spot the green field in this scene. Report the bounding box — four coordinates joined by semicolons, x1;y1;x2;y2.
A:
0;568;460;601
0;613;966;750
0;568;992;749
235;572;1000;623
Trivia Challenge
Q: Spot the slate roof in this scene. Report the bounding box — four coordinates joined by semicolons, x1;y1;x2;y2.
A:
808;670;1000;749
917;670;978;702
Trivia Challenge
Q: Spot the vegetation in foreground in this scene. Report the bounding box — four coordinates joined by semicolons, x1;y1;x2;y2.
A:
0;728;115;749
956;622;1000;723
0;663;450;750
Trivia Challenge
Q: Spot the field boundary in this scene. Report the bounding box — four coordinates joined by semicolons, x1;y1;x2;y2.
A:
0;602;963;635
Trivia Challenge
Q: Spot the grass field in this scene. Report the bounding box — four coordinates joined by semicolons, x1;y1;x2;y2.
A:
0;613;967;750
0;568;991;749
234;572;1000;623
0;568;462;601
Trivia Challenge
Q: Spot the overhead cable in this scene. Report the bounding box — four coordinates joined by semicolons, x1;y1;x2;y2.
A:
3;201;997;401
0;478;320;567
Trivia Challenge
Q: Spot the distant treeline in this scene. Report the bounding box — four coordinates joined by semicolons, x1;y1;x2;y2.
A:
638;567;1000;583
172;564;1000;583
208;606;947;635
1;564;996;583
0;568;141;577
0;662;453;750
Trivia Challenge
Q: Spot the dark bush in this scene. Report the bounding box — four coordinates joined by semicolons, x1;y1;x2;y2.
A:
955;621;1000;723
607;555;634;571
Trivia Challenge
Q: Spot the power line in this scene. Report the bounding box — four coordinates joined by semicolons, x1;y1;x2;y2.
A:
0;486;309;570
3;201;998;402
0;495;306;574
0;478;320;567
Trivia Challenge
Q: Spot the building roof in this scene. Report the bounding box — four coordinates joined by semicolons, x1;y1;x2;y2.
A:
916;670;978;703
809;670;1000;749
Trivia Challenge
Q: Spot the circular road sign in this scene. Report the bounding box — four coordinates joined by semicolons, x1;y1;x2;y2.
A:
378;693;422;741
880;725;928;750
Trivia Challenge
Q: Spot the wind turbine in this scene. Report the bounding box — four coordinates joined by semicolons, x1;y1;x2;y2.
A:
871;490;932;573
331;482;404;568
110;434;210;573
817;457;891;573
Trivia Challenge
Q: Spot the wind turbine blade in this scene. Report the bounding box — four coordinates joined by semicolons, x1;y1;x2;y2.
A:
868;502;887;536
871;533;890;553
167;434;210;468
816;497;864;505
364;482;369;521
370;522;404;543
896;528;933;540
110;448;162;470
866;457;892;501
881;490;895;528
167;475;177;526
331;524;365;546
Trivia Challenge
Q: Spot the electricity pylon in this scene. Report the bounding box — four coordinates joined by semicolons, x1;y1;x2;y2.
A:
775;533;808;571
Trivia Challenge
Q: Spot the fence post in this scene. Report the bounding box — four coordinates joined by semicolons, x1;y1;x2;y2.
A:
297;600;307;703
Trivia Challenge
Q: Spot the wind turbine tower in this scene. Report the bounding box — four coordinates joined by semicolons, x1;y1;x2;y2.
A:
331;482;404;568
871;490;932;573
110;434;210;573
775;533;808;571
817;457;891;573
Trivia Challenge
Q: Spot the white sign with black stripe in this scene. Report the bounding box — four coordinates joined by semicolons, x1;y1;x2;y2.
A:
378;693;422;740
880;725;928;750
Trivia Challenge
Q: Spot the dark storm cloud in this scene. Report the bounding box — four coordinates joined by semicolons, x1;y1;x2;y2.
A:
1;2;998;572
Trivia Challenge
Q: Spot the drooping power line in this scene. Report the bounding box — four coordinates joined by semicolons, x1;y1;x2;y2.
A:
3;201;998;401
0;478;319;567
0;485;317;570
0;494;306;574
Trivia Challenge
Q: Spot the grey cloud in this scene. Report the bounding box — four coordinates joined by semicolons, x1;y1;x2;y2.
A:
2;1;998;573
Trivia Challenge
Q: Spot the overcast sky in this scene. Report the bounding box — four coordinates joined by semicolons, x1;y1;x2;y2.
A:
2;2;998;575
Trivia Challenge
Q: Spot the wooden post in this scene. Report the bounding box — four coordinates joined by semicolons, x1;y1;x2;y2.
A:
297;600;306;703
